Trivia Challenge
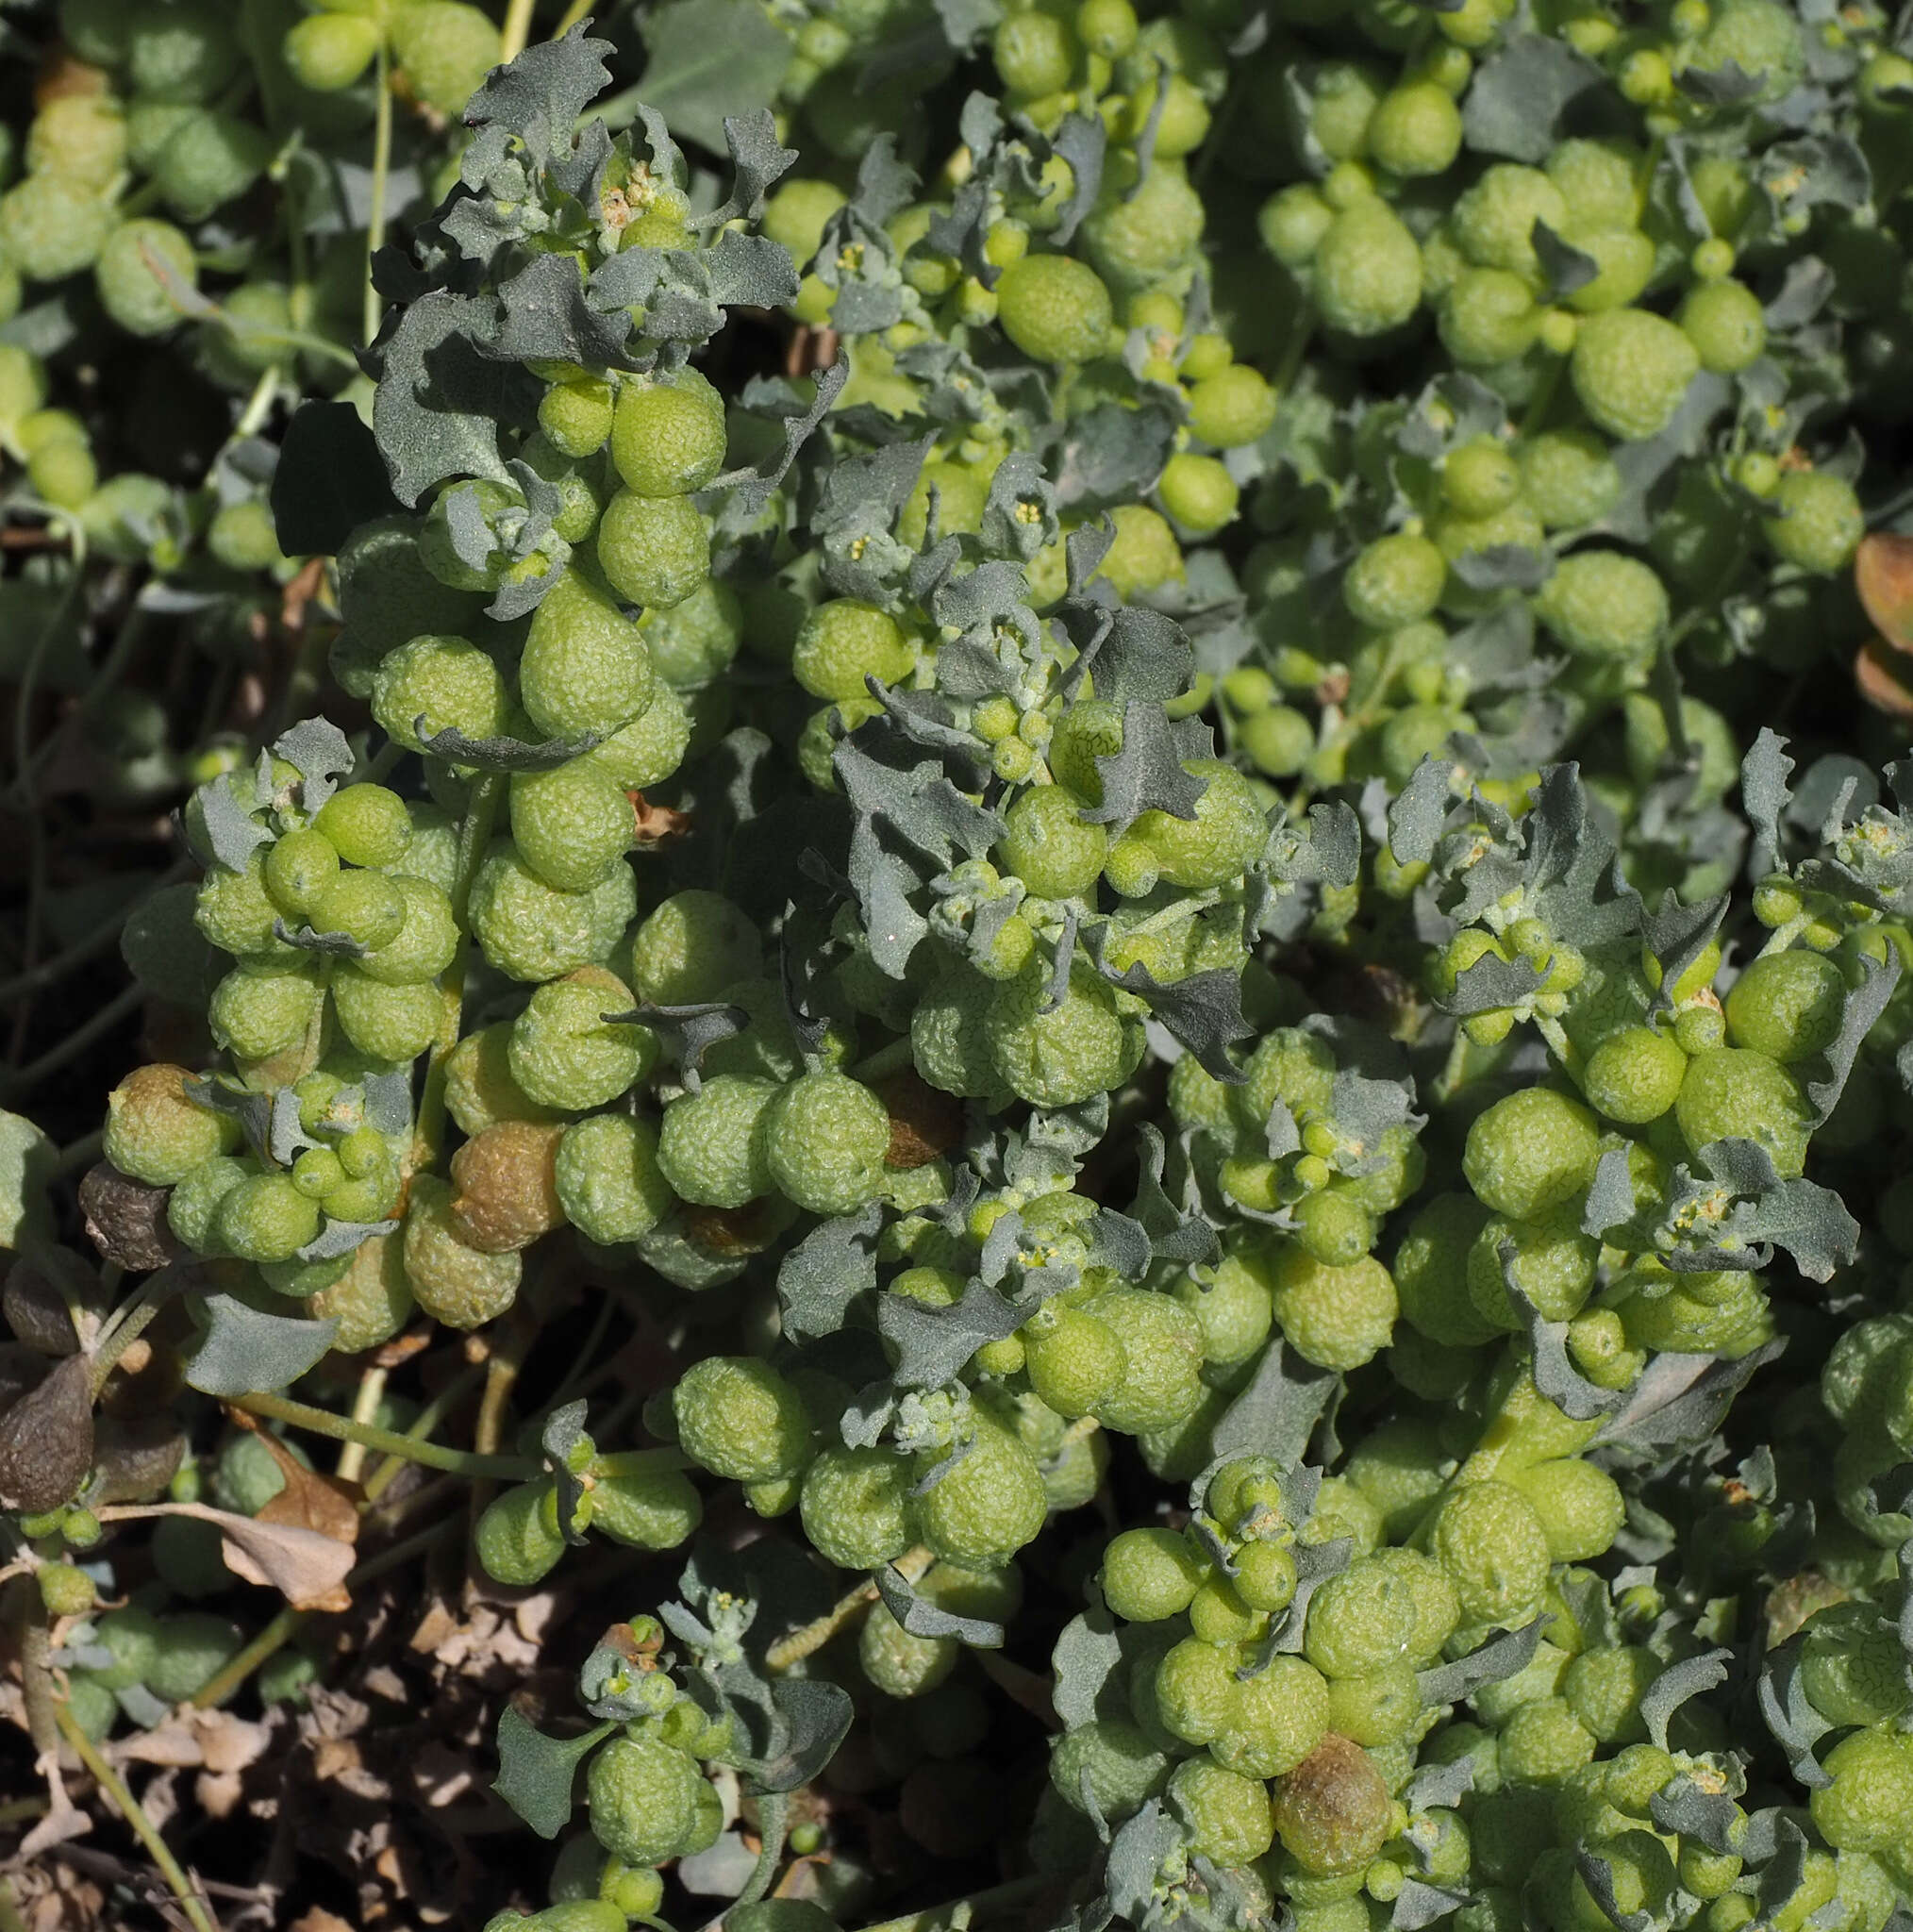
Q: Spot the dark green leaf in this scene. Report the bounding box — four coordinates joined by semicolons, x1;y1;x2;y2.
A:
1211;1337;1336;1470
492;1705;614;1840
1389;759;1456;867
415;722;603;771
372;291;519;507
1083;704;1210;832
875;1562;1004;1646
1639;1648;1732;1751
1741;728;1795;876
198;775;273;873
879;1279;1023;1389
1462;36;1606;161
1053;1609;1127;1727
184;1292;339;1397
640;0;796;154
744;1677;854;1793
491;251;635;369
1642;890;1727;1018
778;1205;883;1340
1392;1881;1472;1931
1092;952;1252;1083
271;719;355;812
1502;1266;1624;1422
1417;1617;1553;1707
465;25;616;160
1596;1341;1786;1458
295;1218;396;1262
272;919;371;959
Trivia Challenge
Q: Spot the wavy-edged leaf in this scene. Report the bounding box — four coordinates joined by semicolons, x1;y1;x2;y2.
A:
185;1292;339;1398
415;722;603;771
1417;1617;1553;1707
875;1561;1004;1647
492;1705;614;1840
778;1204;883;1341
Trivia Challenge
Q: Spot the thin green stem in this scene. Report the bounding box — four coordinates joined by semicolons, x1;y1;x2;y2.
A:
233;362;282;441
364;47;394;346
551;0;595;31
9;603;158;808
0;1875;25;1932
336;1365;388;1484
735;1792;790;1910
766;1547;931;1673
91;1277;178;1397
232;1390;541;1480
49;1128;105;1184
54;1704;219;1932
501;0;540;60
362;1360;487;1503
0;982;145;1101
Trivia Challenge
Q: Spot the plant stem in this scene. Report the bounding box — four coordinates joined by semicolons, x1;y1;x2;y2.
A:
766;1547;931;1672
54;1703;219;1932
551;0;596;31
735;1791;790;1909
50;1128;105;1183
337;1365;388;1484
362;1360;487;1503
231;1390;540;1479
0;1875;25;1932
0;982;145;1101
501;0;540;61
91;1275;180;1396
363;46;393;347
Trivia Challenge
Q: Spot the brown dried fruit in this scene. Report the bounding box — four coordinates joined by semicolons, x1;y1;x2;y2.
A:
1856;531;1913;651
872;1069;963;1170
1272;1733;1392;1877
1;1246;91;1355
0;1354;93;1514
403;1175;521;1329
78;1162;181;1273
1856;634;1913;718
449;1121;569;1254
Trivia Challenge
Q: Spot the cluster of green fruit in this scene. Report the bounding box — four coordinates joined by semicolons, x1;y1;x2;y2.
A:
3;0;1911;1928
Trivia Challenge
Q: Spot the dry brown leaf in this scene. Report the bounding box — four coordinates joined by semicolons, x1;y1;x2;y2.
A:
194;1768;244;1820
116;1707;272;1774
106;1500;358;1610
249;1433;362;1550
1857;531;1913;650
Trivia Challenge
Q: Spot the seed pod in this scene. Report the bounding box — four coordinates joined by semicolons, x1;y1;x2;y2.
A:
78;1162;181;1274
2;1245;92;1355
449;1121;568;1254
0;1354;94;1514
1272;1732;1393;1877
